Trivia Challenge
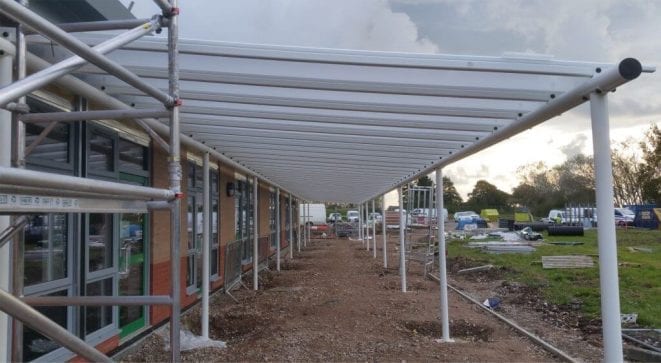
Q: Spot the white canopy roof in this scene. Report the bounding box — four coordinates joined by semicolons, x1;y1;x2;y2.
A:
29;34;651;202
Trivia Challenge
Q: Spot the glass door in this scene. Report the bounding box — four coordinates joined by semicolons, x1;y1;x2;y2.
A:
118;174;148;338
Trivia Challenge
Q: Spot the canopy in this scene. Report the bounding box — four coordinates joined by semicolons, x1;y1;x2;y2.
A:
28;34;651;202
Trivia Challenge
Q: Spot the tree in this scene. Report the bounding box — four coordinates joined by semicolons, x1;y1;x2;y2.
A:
611;140;645;206
465;180;511;212
442;176;463;213
511;161;564;216
555;154;595;205
416;175;433;187
639;123;661;205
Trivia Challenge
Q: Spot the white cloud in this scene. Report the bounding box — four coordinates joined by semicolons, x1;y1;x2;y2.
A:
121;0;438;53
118;0;658;202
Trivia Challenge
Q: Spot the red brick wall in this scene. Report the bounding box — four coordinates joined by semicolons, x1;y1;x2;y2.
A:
280;193;288;248
68;335;119;362
259;184;270;238
149;146;190;324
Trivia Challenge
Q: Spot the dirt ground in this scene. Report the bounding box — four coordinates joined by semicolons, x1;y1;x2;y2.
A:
447;255;606;362
120;232;560;362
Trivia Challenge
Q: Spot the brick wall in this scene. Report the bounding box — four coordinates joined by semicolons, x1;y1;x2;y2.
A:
68;335;119;362
259;184;270;237
149;146;190;324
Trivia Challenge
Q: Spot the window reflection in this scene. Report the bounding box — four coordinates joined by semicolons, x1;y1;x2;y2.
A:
85;278;113;335
89;131;114;172
88;214;113;272
22;289;68;362
23;214;68;286
25;122;70;164
119;213;145;328
118;139;147;173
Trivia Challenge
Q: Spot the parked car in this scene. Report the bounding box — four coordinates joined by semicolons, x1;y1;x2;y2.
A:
346;210;360;222
327;212;343;223
368;212;382;222
614;207;635;225
453;211;479;221
366;212;382;226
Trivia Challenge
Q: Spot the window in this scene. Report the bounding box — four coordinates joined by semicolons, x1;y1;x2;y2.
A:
88;214;113;273
22;289;70;362
285;196;291;243
25;123;71;165
210;170;220;278
235;178;254;263
19;95;152;360
24;97;73;171
84;278;114;335
87;128;116;177
186;162;203;293
119;212;146;336
23;214;69;287
118;139;147;175
269;191;277;248
85;213;116;340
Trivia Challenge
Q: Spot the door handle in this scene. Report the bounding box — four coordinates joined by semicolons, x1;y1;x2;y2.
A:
119;244;132;279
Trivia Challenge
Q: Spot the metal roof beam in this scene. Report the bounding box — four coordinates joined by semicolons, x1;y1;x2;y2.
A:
181;114;490;142
200;133;460;153
182;126;467;149
234;161;415;174
223;149;431;164
61;34;626;76
213;143;449;159
225;152;436;166
130;99;510;132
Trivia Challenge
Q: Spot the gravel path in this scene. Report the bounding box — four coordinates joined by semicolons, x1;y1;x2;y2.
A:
120;236;556;362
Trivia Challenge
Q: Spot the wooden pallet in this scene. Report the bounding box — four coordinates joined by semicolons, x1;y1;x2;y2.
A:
542;255;594;269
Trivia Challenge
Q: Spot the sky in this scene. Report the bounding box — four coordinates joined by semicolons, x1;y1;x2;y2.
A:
120;0;660;204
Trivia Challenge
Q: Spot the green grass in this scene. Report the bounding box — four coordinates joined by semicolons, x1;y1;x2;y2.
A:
447;228;661;327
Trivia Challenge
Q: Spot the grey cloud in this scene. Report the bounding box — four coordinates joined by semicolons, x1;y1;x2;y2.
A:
559;134;588;159
122;0;439;53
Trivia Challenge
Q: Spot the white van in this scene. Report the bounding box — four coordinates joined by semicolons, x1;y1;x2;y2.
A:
411;208;448;225
300;204;327;225
346;210;360;222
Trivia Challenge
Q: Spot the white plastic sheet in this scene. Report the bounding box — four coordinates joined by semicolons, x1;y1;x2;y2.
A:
159;328;227;352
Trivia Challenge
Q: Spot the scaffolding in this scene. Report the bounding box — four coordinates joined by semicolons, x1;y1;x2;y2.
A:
0;1;654;361
404;186;436;277
0;1;306;361
0;1;182;361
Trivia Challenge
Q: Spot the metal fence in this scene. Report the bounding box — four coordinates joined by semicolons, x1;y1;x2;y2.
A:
224;239;244;291
258;236;271;267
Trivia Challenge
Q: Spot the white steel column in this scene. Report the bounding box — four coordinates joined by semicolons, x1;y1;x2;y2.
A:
372;200;376;258
365;202;370;251
399;187;406;292
201;152;210;339
296;200;301;253
358;204;363;243
306;203;310;247
275;188;281;272
382;194;387;268
0;51;13;363
590;92;623;362
435;169;452;342
253;176;259;290
288;195;293;259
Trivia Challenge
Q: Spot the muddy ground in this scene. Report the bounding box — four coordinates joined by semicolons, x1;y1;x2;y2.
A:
120;233;559;362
